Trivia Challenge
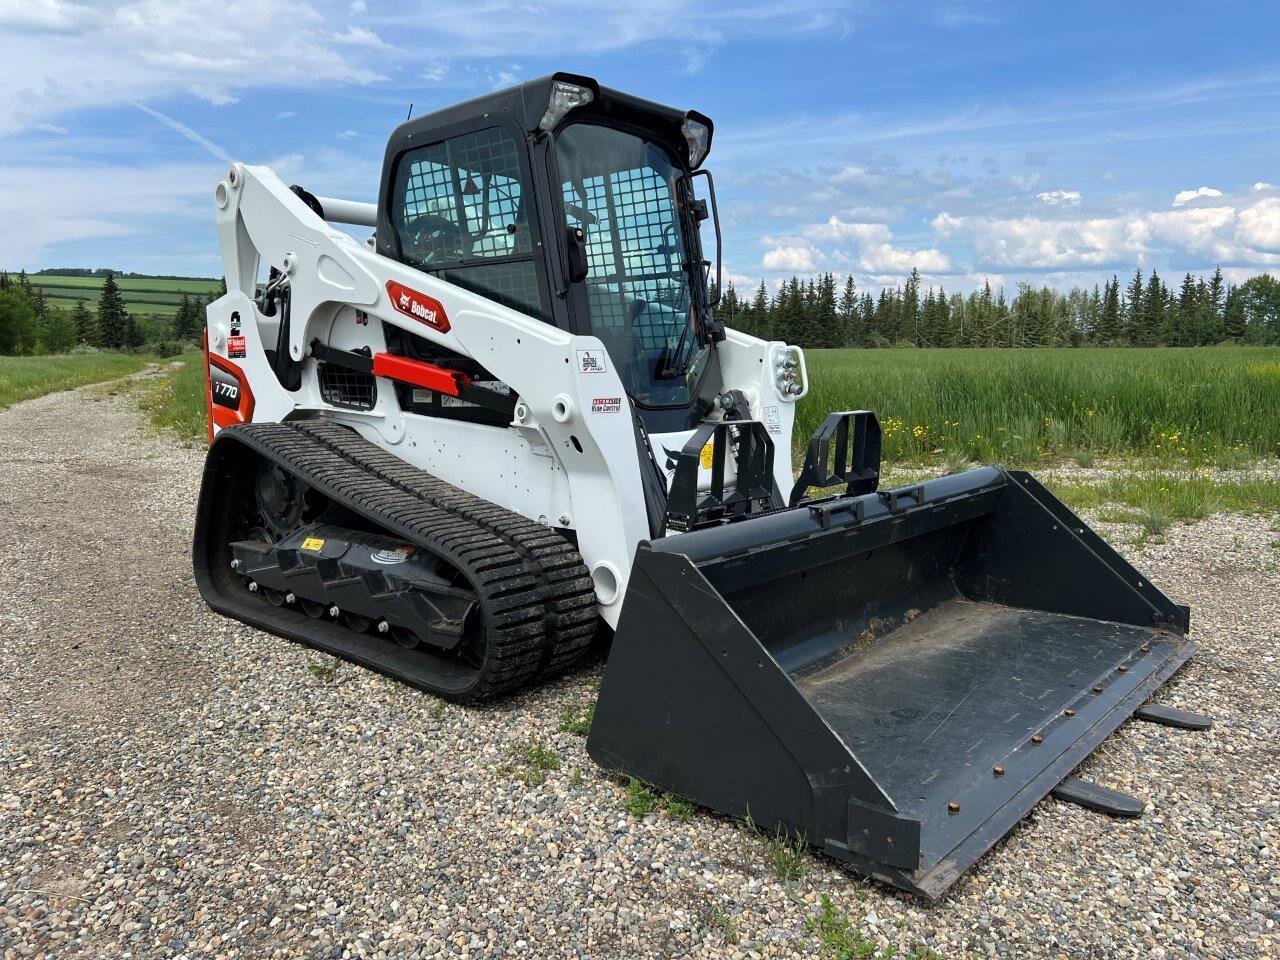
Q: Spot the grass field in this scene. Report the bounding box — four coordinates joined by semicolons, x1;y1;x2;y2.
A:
29;273;222;319
0;353;153;408
798;346;1280;467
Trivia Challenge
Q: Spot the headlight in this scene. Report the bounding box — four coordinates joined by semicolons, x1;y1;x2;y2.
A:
774;346;805;397
682;117;711;168
539;81;594;132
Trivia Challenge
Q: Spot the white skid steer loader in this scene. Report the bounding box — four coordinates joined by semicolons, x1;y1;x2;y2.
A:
194;73;1207;897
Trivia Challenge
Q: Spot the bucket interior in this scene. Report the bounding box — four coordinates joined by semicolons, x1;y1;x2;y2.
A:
700;487;1175;825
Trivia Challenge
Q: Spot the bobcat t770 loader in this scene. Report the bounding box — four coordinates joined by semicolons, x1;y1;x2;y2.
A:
194;73;1203;897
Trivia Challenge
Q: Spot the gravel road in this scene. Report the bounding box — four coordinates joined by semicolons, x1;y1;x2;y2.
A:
1;380;1277;959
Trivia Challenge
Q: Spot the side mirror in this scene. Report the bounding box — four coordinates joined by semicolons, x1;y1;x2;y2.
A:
566;227;589;283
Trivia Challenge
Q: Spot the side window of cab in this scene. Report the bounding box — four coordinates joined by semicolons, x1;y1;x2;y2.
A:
391;126;549;321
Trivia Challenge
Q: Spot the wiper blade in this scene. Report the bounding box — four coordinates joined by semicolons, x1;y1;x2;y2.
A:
653;318;698;380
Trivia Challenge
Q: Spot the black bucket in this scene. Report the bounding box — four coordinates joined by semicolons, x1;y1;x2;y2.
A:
587;467;1192;897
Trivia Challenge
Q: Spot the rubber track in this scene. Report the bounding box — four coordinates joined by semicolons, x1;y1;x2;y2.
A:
222;422;596;698
296;420;599;674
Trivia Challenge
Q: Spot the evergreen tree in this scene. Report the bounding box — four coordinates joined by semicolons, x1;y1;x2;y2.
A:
1176;273;1198;347
720;282;741;333
120;309;143;351
1208;267;1225;341
1123;269;1144;345
813;272;838;348
751;281;770;340
174;293;194;340
97;272;128;348
837;275;859;346
1095;276;1121;344
1223;285;1246;341
1140;270;1167;346
71;299;96;346
903;267;922;346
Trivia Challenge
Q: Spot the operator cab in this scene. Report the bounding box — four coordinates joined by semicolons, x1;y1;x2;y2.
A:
377;73;723;432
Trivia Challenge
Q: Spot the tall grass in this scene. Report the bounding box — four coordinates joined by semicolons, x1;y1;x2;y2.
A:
0;352;151;408
136;352;208;444
798;346;1280;466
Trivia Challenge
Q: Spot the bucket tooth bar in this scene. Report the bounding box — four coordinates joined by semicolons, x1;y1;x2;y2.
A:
588;465;1195;898
1051;778;1145;818
1134;702;1212;730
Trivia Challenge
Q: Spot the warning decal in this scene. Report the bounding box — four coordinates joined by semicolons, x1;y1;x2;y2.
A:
591;396;622;414
301;537;326;552
763;404;782;434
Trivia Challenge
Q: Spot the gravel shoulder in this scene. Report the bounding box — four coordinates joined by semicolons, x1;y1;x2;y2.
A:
1;381;1277;959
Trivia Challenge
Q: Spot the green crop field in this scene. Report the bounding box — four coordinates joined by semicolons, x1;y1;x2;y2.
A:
29;274;222;293
28;273;222;319
128;346;1280;470
797;346;1280;467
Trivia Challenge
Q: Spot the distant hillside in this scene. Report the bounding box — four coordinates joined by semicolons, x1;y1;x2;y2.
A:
27;272;224;320
35;267;219;282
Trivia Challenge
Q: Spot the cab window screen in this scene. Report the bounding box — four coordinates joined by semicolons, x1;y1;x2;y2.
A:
392;127;546;319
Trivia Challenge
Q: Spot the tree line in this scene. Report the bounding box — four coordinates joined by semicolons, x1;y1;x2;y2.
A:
0;270;221;356
719;267;1280;348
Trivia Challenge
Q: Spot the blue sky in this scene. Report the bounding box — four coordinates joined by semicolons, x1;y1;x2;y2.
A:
3;0;1279;293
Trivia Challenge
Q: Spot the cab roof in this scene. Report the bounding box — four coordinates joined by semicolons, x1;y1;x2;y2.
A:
386;72;714;170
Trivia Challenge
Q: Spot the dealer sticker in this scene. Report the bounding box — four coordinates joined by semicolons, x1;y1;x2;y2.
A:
227;334;246;359
591;396;622;414
301;537;326;552
576;349;607;373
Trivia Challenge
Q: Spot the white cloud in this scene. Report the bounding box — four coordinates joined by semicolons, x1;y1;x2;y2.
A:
1237;197;1280;253
1254;181;1274;191
331;24;391;49
386;1;851;60
1144;206;1236;256
348;0;365;10
762;244;818;272
188;84;239;106
1172;186;1223;207
33;122;68;134
1034;189;1085;207
801;216;891;244
1035;189;1082;206
858;243;952;273
420;60;447;83
764;214;954;277
931;196;1280;271
0;0;391;135
274;110;296;121
338;129;359;139
0;0;88;31
932;211;1144;269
